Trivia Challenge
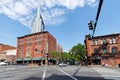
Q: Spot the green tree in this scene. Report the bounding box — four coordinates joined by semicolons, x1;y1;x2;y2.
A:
51;51;59;59
71;43;86;61
61;52;70;61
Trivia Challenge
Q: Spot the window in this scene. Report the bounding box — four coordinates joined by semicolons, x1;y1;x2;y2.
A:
101;39;107;44
35;36;41;41
35;48;43;53
112;47;118;53
101;39;103;44
35;41;41;45
19;40;24;45
35;48;39;52
26;38;32;42
26;38;32;46
94;48;98;54
19;47;23;53
102;48;107;53
26;43;32;46
113;37;116;43
103;39;107;44
109;38;112;44
92;40;95;45
95;40;98;45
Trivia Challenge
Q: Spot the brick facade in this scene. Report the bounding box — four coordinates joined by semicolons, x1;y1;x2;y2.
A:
85;33;120;66
0;44;16;52
16;31;57;65
0;44;16;64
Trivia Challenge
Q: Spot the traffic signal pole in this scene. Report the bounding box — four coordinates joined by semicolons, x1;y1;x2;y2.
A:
88;0;103;39
93;0;103;36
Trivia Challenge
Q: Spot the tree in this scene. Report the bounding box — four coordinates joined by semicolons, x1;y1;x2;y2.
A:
71;43;86;62
61;52;70;61
51;51;70;62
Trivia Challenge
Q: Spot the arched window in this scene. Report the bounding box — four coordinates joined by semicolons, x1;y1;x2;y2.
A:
94;48;98;54
112;47;118;53
102;48;107;53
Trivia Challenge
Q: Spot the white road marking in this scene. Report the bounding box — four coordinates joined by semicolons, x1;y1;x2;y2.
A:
42;66;47;80
93;67;120;80
58;68;78;80
102;74;120;77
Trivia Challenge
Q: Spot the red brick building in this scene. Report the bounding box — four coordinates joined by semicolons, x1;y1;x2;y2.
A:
0;44;16;52
16;31;57;65
0;44;16;63
85;33;120;66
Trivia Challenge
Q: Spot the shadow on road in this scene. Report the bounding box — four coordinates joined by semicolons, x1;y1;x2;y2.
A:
24;74;114;80
73;67;80;76
75;76;114;80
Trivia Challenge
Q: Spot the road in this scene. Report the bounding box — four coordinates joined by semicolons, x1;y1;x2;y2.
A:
0;65;120;80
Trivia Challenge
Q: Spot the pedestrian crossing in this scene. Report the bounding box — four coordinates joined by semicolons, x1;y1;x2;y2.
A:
0;66;29;72
93;67;120;80
0;67;18;72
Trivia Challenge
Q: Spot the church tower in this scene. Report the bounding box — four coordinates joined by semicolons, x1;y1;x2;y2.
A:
31;0;44;33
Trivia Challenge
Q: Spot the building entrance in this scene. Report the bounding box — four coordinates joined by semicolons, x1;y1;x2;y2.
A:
92;55;101;65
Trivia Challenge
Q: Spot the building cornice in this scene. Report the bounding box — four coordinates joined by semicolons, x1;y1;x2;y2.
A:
92;33;120;39
18;31;48;39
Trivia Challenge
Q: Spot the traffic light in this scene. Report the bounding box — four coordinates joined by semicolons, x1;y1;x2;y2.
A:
88;20;94;30
88;34;93;40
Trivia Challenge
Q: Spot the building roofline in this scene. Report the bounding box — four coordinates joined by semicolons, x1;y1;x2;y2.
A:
0;43;16;48
93;33;120;39
18;31;49;39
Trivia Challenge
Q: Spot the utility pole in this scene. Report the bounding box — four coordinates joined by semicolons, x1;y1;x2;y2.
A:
45;36;48;66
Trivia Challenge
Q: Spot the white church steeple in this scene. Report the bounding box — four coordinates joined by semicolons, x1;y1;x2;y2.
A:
37;0;40;18
31;0;44;33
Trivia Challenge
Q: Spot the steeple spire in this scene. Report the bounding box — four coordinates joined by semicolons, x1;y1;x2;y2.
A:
37;0;40;17
31;0;45;33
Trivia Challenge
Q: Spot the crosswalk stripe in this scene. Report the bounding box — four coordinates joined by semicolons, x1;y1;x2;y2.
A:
92;67;120;80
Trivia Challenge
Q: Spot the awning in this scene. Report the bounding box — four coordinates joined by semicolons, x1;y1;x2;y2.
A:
52;58;57;61
41;57;45;60
48;58;57;61
24;58;32;61
16;58;23;61
32;58;41;61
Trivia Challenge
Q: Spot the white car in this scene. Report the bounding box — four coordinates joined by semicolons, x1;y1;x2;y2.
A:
0;62;8;66
58;63;67;67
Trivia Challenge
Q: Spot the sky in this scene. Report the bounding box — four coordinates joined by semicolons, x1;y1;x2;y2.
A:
0;0;120;52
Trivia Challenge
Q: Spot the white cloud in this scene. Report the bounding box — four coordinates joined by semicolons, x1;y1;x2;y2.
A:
42;8;66;26
14;2;28;15
0;0;97;28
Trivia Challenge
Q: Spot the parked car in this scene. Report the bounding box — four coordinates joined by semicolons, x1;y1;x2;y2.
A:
58;63;67;67
0;62;8;66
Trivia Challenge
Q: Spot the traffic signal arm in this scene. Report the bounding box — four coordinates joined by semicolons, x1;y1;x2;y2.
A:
93;0;103;36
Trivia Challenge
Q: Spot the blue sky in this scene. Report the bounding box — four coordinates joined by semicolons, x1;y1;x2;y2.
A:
0;0;120;52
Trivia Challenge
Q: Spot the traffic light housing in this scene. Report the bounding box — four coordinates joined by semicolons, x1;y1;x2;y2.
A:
88;34;93;40
88;20;94;30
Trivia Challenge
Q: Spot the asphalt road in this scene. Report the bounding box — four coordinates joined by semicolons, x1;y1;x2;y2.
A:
0;65;119;80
